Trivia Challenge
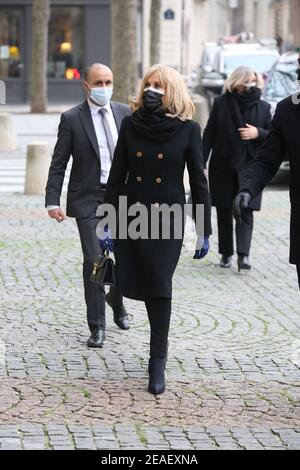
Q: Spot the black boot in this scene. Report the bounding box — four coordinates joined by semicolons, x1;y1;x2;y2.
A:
148;341;169;373
148;357;165;395
87;329;105;348
105;292;130;330
220;255;232;268
237;254;251;272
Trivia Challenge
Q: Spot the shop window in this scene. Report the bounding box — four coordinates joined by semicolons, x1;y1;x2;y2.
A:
48;6;84;80
0;9;22;78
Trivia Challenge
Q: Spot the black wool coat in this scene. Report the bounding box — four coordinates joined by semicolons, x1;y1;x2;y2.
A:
203;94;272;210
241;95;300;265
104;116;212;301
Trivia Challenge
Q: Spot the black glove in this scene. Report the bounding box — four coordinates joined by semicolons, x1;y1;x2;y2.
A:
233;191;251;224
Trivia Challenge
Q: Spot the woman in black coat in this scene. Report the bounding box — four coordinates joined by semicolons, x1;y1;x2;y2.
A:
203;66;272;271
102;64;212;395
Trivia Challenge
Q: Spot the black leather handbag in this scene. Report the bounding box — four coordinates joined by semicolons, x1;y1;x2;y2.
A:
90;250;116;286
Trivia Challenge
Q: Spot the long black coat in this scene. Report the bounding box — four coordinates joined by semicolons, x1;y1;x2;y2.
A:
104;117;212;301
203;94;272;210
45;100;130;218
241;95;300;265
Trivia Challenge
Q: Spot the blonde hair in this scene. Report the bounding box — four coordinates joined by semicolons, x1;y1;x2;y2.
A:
129;64;195;121
224;66;264;93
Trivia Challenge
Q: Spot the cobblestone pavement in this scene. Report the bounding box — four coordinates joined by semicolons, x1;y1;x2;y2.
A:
0;187;299;450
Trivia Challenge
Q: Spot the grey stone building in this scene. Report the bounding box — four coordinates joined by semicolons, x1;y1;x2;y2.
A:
0;0;143;104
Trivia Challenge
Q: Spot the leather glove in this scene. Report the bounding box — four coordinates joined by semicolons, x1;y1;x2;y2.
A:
98;226;114;253
193;236;210;260
233;191;251;224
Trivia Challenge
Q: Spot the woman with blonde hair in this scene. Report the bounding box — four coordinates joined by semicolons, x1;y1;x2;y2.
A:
103;64;212;394
203;66;271;271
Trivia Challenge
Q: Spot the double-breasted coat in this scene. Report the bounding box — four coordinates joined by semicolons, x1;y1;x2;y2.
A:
241;96;300;265
203;94;272;210
104;116;212;301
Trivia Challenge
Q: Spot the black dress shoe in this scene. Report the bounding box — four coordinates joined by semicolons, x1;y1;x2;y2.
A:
220;255;232;268
87;329;105;348
237;255;252;272
148;357;165;395
105;293;130;330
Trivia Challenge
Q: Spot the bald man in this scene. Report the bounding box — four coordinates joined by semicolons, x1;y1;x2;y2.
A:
45;63;131;348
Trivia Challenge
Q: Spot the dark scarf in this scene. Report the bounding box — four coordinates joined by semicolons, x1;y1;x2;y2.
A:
224;87;262;169
130;107;184;141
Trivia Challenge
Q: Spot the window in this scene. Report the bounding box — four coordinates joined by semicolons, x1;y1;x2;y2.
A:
48;7;84;80
0;8;22;78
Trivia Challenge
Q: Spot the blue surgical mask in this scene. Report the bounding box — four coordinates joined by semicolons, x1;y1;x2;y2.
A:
90;86;113;106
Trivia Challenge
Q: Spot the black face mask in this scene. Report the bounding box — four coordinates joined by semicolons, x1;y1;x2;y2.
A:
142;89;163;113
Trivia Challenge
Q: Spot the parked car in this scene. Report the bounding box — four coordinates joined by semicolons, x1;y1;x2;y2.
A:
263;51;299;114
194;42;280;109
263;51;299;177
187;42;219;91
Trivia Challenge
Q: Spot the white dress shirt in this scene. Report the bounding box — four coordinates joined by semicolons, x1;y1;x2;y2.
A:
47;98;119;211
88;98;118;184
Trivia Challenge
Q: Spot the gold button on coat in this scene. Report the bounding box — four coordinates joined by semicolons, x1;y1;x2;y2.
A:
157;153;164;159
156;177;162;183
137;152;143;157
137;176;142;182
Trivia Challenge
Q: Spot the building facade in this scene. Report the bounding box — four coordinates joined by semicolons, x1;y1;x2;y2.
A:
2;0;298;104
269;0;300;52
142;0;232;75
0;0;112;103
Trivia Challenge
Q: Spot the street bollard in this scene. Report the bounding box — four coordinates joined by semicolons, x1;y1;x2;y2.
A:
192;94;209;130
0;113;17;151
24;141;52;195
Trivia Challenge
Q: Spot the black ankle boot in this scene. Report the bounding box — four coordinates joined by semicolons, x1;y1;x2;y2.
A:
220;255;232;268
237;254;251;272
148;357;165;395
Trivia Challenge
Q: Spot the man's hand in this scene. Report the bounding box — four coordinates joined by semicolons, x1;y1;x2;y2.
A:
233;191;251;224
238;123;259;141
48;208;67;223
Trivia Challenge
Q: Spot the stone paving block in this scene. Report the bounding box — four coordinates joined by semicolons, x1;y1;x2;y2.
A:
0;189;299;450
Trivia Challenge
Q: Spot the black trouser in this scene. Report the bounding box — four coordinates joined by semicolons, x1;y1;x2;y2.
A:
145;298;171;358
76;208;123;333
216;207;254;257
297;264;300;290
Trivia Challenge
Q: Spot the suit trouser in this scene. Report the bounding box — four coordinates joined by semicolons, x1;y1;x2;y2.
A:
145;298;171;358
216;207;254;257
76;205;123;333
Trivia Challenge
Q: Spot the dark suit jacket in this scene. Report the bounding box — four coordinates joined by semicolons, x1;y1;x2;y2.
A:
45;99;131;218
240;95;300;264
